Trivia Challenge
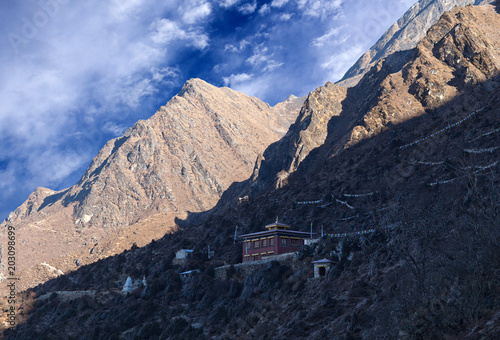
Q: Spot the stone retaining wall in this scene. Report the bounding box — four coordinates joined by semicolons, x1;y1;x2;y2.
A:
214;252;298;280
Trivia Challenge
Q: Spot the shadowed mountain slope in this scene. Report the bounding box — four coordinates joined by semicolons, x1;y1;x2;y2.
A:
239;2;499;201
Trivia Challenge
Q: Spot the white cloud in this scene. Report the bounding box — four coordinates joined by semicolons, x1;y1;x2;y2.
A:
247;47;269;65
311;26;346;47
149;18;209;49
149;19;182;43
111;67;181;107
246;46;283;72
225;44;239;52
271;0;290;8
320;44;365;81
297;0;344;20
238;1;257;15
224;39;250;53
103;122;129;136
109;0;146;21
264;60;284;72
181;0;212;24
118;77;158;107
239;39;251;50
151;66;180;83
223;74;274;101
25;149;89;188
279;13;293;21
0;167;15;193
258;4;270;14
217;0;241;8
222;73;254;86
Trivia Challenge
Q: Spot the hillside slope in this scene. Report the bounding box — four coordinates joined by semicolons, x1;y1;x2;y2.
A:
3;3;499;340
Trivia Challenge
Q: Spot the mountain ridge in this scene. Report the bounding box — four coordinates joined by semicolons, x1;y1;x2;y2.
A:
337;0;496;87
0;78;304;285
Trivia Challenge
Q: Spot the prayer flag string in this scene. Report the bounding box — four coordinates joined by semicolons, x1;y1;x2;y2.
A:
473;161;498;171
327;224;398;238
328;228;376;238
466;127;500;142
336;199;355;209
399;107;485;149
417;160;444;165
464;147;498;154
343;192;375;197
295;199;323;205
428;177;459;186
428;161;497;186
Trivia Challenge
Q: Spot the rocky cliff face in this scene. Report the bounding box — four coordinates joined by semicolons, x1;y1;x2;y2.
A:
337;0;495;87
250;82;347;190
0;79;303;279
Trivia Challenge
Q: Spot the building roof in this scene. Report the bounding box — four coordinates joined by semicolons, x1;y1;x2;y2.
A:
240;229;313;238
177;249;194;253
265;222;290;230
311;258;336;264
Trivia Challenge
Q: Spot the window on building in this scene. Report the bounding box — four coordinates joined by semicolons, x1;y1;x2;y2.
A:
246;242;251;250
262;239;267;247
291;239;300;247
254;240;260;248
269;237;275;246
280;238;288;246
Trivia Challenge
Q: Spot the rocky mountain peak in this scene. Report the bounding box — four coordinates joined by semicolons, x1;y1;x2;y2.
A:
177;78;214;97
0;79;304;281
337;0;496;87
6;187;57;222
343;3;500;146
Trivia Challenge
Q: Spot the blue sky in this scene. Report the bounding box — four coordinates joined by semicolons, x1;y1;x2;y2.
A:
0;0;415;221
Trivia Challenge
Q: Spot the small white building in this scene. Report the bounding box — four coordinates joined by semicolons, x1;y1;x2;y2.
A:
123;275;147;292
173;249;194;265
311;258;336;278
179;269;200;280
122;276;134;292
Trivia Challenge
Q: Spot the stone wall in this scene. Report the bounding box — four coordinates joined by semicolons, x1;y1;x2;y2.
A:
214;252;297;280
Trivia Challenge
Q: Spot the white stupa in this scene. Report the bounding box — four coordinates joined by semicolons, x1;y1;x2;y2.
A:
122;276;134;292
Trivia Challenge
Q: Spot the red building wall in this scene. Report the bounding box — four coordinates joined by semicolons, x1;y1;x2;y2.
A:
242;235;304;262
276;236;304;255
